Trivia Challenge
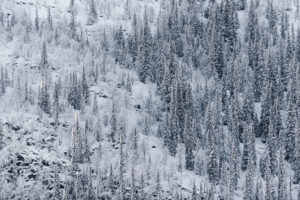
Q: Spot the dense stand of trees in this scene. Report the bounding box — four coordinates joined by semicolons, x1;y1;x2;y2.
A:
0;0;300;199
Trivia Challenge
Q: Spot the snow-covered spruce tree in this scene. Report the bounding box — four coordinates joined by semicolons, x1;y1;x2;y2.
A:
0;121;4;150
95;119;101;142
192;182;197;200
101;29;109;52
255;178;264;200
222;0;237;49
293;118;300;184
24;80;28;103
260;58;271;143
161;53;177;110
254;41;265;102
237;0;246;10
285;33;294;89
163;112;171;148
267;2;278;43
87;0;97;25
40;39;49;74
206;118;219;184
119;135;126;200
81;65;89;105
272;95;282;138
208;7;225;79
82;121;90;163
243;158;254;200
241;121;254;171
229;113;240;194
278;148;288;200
142;112;151;136
168;2;183;58
53;80;60;127
130;168;138;200
92;93;98;115
130;12;139;65
194;89;203;145
154;42;166;91
267;119;278;175
296;28;300;63
47;6;52;30
53;165;61;199
264;146;276;200
137;10;152;83
38;81;51;115
247;0;258;44
35;7;39;31
153;171;161;200
68;72;81;110
72;115;83;164
140;172;145;200
108;164;115;198
184;113;195;171
86;169;95;199
285;59;297;162
110;99;117;143
242;71;254;124
168;83;179;156
1;67;5;94
69;10;77;39
219;158;228;199
114;26;126;66
68;0;75;11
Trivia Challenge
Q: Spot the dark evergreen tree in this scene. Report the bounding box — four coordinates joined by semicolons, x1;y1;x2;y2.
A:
114;26;126;65
237;0;246;10
207;132;219;184
247;0;258;43
81;65;89;105
68;72;81;110
130;13;139;65
208;8;225;79
154;171;161;200
110;100;117;143
53;165;61;200
222;0;237;48
137;10;152;83
185;113;195;171
0;67;5;94
53;80;60;127
40;39;49;73
0;121;4;150
293;119;300;184
87;0;97;25
119;136;126;200
35;7;39;31
278;148;288;200
38;81;51;115
83;121;91;163
69;10;77;39
72;115;83;164
285;59;297;162
254;41;265;102
267;2;278;43
140;172;145;200
267;120;278;174
47;6;53;30
192;182;197;200
243;158;254;200
168;83;179;156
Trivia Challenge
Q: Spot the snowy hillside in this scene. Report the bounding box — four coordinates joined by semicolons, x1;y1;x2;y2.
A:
0;0;299;199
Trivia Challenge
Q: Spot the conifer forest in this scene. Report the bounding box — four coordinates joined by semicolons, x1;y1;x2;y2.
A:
0;0;300;199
